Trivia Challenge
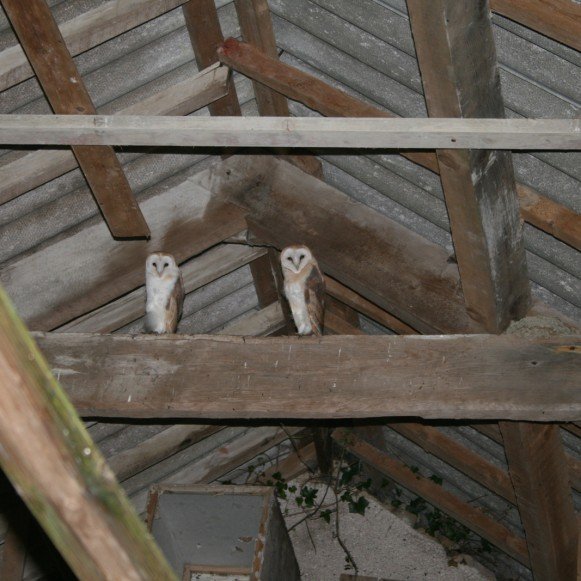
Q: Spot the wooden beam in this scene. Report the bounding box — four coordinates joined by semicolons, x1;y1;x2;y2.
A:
234;0;289;117
490;0;581;52
31;332;581;421
0;162;248;330
333;428;530;566
222;155;479;334
217;38;581;251
407;0;530;332
499;422;578;578
0;288;176;580
58;243;265;333
0;115;578;149
0;62;229;206
182;0;242;117
1;0;149;238
0;0;191;92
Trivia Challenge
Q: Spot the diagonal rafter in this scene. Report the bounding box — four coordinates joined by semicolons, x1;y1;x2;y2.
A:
1;0;150;238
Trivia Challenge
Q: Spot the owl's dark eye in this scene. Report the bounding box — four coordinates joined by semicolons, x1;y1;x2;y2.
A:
299;254;305;260
164;262;169;268
152;262;157;268
287;256;292;261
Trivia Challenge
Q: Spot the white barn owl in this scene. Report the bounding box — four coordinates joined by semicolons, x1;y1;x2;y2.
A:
281;245;325;336
145;252;184;334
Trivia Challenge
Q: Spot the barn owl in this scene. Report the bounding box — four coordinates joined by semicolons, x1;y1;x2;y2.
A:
145;252;184;334
281;245;325;336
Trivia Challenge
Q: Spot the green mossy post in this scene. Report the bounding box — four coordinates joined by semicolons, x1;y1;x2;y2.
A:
0;285;177;580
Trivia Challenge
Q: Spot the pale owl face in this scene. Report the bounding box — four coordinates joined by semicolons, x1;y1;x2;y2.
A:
146;252;179;278
281;245;313;274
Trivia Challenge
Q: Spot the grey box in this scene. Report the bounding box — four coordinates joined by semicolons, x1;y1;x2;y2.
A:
146;484;300;581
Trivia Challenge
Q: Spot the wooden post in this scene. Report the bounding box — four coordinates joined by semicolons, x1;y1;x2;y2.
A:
182;0;242;117
0;286;177;580
406;1;577;577
407;0;530;333
1;0;150;239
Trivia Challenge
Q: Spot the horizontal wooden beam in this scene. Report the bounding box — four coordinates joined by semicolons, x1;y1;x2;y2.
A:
218;39;581;250
34;332;581;421
0;115;578;149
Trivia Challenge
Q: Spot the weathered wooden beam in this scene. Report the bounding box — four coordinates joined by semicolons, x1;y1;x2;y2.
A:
333;428;530;566
0;114;577;149
1;0;149;238
32;332;581;421
407;0;530;332
499;422;578;578
183;0;242;117
490;0;581;52
0;288;176;580
218;38;581;251
0;162;248;331
0;0;191;92
224;155;478;334
0;62;229;206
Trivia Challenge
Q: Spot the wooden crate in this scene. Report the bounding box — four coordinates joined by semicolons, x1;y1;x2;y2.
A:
146;484;300;581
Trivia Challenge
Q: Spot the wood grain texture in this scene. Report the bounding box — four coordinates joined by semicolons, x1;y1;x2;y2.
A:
221;155;479;334
32;332;581;421
500;422;578;579
407;0;530;332
490;0;581;51
0;0;190;92
333;429;530;566
183;0;242;117
0;61;229;206
0;115;578;149
1;165;247;330
218;38;581;250
1;0;149;238
0;287;177;580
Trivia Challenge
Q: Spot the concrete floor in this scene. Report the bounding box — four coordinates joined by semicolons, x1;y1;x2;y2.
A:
282;479;494;581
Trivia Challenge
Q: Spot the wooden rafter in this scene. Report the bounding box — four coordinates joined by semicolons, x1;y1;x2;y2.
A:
406;2;577;577
0;287;176;580
31;332;581;421
0;0;192;92
217;38;581;251
1;0;149;238
490;0;581;52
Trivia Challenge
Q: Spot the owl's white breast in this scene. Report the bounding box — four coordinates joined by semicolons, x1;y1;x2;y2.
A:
146;273;176;311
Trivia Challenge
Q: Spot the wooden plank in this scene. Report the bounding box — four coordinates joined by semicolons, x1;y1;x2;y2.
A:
333;428;530;566
490;0;581;52
218;38;581;251
0;164;248;330
407;0;530;332
499;422;578;578
183;0;242;117
0;61;229;206
58;243;264;333
249;251;281;308
0;287;176;580
32;332;581;421
217;302;287;336
0;0;191;92
222;155;479;334
1;0;149;238
0;114;578;149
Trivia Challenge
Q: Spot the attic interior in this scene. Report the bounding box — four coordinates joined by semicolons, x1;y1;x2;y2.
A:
0;0;579;580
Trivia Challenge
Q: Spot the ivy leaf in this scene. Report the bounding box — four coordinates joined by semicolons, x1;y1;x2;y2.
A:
348;495;369;516
429;474;443;485
320;509;332;524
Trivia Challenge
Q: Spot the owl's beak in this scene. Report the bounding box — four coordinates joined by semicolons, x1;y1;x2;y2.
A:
157;264;164;275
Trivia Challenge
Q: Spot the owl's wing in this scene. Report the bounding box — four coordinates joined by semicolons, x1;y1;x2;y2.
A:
165;273;184;333
304;264;325;336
